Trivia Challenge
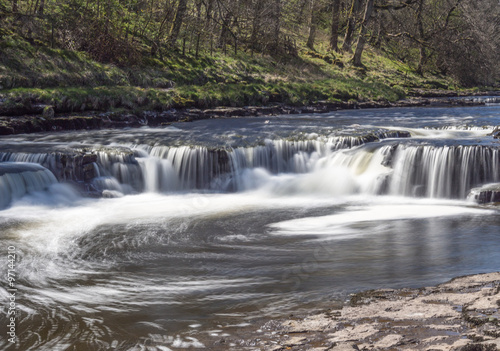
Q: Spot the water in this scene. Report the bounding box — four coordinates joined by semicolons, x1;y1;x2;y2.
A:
1;105;500;350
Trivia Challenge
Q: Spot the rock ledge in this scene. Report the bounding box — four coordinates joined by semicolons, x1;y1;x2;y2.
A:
223;273;500;351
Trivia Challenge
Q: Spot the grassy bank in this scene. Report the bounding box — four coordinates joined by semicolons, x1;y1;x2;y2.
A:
0;34;474;116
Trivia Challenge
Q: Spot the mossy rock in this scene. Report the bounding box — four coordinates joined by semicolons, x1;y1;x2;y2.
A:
42;105;55;119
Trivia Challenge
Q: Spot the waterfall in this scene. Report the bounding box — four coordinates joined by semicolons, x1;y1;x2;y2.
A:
0;150;99;184
1;133;497;201
388;145;500;198
94;151;143;193
299;143;500;199
126;134;408;193
0;162;58;209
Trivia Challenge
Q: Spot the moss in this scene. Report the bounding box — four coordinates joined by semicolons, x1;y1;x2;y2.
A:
0;32;474;113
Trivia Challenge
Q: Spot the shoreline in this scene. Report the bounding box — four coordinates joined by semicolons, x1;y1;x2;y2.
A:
1;92;499;136
211;272;500;351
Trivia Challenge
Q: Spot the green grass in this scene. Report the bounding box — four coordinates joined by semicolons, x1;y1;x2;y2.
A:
0;32;468;113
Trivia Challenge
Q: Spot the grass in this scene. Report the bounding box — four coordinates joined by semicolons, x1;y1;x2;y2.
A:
0;32;472;114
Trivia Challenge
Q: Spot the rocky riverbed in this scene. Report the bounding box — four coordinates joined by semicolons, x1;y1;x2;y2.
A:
211;272;500;351
1;93;500;135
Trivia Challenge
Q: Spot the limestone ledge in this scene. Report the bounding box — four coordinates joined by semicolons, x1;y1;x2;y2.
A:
225;272;500;351
1;94;499;135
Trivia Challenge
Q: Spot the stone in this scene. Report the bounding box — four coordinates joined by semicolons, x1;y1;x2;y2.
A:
42;105;55;119
236;273;500;351
0;124;14;135
283;336;307;346
330;342;360;351
468;184;500;204
490;128;500;139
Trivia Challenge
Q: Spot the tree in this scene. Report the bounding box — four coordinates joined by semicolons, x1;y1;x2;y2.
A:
272;0;281;52
342;0;362;52
432;0;500;85
249;0;265;54
38;0;45;15
415;0;425;75
168;0;188;48
329;0;340;51
0;0;497;86
352;0;374;66
306;0;321;50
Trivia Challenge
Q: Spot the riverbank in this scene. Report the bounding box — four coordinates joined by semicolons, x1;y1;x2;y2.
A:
1;93;499;135
2;32;499;135
213;272;500;351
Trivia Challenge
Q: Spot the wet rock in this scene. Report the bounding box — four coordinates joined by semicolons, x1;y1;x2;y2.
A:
52;116;103;130
0;124;14;135
0;115;103;134
459;344;498;351
102;190;124;198
0;101;44;116
1;92;499;135
203;107;248;117
331;342;360;351
489;128;500;139
468;184;500;204
283;336;307;346
282;313;337;333
228;272;500;351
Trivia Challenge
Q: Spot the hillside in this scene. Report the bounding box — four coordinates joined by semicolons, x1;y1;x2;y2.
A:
0;0;498;134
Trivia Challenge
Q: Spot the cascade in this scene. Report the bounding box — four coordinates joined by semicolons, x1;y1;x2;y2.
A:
94;151;143;193
0;150;98;183
124;133;410;193
0;132;497;201
387;144;500;198
300;143;500;199
0;162;58;208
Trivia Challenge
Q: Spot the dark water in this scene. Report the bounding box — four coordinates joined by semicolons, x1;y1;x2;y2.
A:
1;104;500;350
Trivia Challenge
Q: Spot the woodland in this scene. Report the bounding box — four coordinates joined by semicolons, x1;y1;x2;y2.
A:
0;0;499;114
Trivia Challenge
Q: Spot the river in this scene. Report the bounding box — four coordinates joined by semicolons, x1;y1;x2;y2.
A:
1;103;500;350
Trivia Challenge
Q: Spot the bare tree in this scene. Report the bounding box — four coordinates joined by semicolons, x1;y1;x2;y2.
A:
415;0;425;75
306;0;321;50
352;0;374;66
272;0;281;52
168;0;189;47
329;0;341;51
342;0;362;52
38;0;45;15
250;0;265;54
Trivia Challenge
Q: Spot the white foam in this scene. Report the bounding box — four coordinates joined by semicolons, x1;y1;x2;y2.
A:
268;200;493;236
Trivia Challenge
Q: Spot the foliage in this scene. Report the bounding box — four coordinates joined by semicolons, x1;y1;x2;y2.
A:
0;0;498;92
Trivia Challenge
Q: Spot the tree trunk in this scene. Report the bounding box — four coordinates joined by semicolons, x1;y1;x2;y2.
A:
250;0;264;53
342;0;362;52
306;0;319;50
38;0;44;14
416;0;426;75
329;0;341;51
272;0;281;53
370;11;384;48
168;0;189;48
195;0;202;58
217;12;232;49
33;0;40;15
352;0;374;66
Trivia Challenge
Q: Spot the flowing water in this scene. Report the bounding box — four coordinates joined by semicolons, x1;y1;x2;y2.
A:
1;104;500;350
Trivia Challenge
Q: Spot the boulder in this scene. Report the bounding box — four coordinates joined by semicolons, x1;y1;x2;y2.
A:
42;105;55;119
468;183;500;204
489;127;500;139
